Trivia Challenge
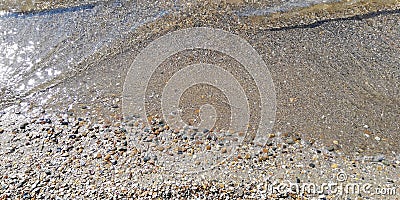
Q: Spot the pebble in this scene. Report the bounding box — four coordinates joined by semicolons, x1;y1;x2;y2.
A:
61;152;69;157
259;154;268;161
20;122;29;129
286;138;295;145
373;155;385;162
118;147;127;152
327;146;335;152
221;147;227;153
143;156;151;163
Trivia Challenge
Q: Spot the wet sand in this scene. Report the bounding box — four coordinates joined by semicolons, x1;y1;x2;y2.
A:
0;0;399;199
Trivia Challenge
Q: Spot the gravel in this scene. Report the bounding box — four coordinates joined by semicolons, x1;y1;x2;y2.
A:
0;108;398;199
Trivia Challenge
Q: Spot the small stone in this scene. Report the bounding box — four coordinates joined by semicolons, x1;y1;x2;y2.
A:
0;128;4;133
20;122;29;129
262;148;268;153
237;188;244;197
61;152;69;157
327;146;335;152
333;140;339;145
331;163;338;169
104;154;111;160
382;160;390;166
244;153;251;159
206;145;211;150
206;134;212;140
221;147;227;153
22;192;30;199
95;153;102;159
143;156;151;163
156;146;164;151
286;138;295;145
374;136;381;141
268;134;275;138
118;147;127;152
195;140;204;145
309;163;316;168
259;154;268;161
373;155;385;162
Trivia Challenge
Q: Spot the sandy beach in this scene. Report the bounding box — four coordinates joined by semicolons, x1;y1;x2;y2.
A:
0;0;399;199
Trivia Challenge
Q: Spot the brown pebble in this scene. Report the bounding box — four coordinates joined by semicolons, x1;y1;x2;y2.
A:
104;154;111;160
221;147;227;153
206;145;211;150
156;146;164;151
195;140;204;145
259;155;267;161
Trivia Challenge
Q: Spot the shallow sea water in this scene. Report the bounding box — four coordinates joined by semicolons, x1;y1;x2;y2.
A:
1;0;399;156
